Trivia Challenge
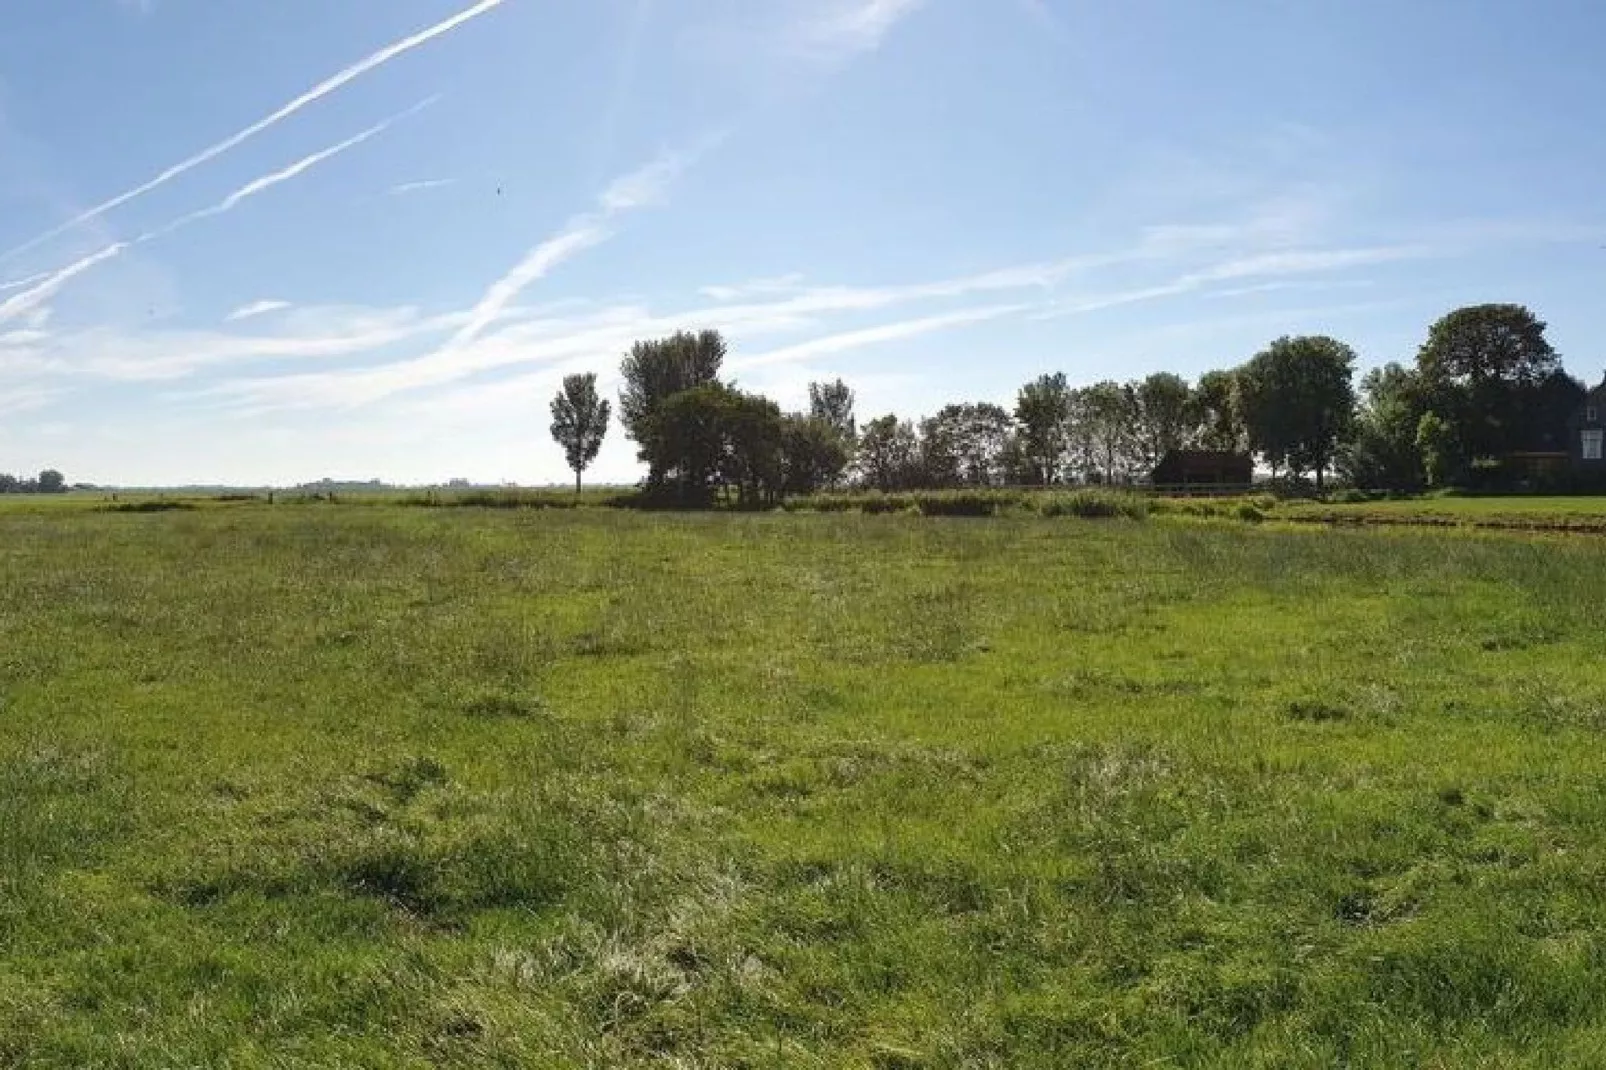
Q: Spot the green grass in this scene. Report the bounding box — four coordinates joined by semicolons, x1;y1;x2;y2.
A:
1295;494;1606;516
6;505;1606;1065
1282;495;1606;532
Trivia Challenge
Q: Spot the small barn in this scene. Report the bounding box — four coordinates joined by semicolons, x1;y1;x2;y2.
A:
1150;450;1254;489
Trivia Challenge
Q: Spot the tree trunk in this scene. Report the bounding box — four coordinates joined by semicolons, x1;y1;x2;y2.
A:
575;468;582;495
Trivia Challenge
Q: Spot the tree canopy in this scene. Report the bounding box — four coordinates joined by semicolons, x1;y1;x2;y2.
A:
808;380;857;445
1238;336;1356;489
560;299;1595;504
618;330;726;487
549;373;610;493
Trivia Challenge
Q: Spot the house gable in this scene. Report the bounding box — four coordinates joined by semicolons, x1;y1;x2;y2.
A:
1566;375;1606;468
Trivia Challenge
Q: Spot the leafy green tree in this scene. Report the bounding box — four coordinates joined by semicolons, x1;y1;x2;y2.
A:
1014;372;1072;485
1194;369;1245;453
780;415;851;497
1239;335;1357;490
1415;411;1456;489
645;384;732;506
1133;372;1196;469
919;403;1015;487
1338;363;1426;491
1415;304;1562;467
720;392;786;508
917;409;965;488
619;330;726;488
548;374;610;494
645;384;787;507
807;380;857;445
1418;303;1560;390
1073;381;1140;483
856;415;921;491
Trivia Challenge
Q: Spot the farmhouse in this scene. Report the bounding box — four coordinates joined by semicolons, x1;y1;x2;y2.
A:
1150;449;1254;489
1505;376;1606;485
1567;375;1606;470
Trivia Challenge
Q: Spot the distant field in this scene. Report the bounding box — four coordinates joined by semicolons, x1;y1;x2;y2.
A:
7;506;1606;1065
1281;495;1606;529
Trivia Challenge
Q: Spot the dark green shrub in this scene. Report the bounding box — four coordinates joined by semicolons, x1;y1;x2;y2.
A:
102;501;197;514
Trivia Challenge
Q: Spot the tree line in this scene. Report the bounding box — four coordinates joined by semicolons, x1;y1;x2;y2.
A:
549;303;1584;501
0;470;67;495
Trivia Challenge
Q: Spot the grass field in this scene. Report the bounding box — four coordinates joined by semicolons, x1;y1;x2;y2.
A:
1279;495;1606;533
1288;494;1606;516
7;504;1606;1066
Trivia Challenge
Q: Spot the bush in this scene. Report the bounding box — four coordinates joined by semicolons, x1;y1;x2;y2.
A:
401;489;642;510
1036;489;1149;520
912;490;1023;517
784;492;914;514
102;501;197;514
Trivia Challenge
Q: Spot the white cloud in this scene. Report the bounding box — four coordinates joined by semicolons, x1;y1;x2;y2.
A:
0;385;63;415
225;300;293;323
599;149;694;212
440;223;613;357
731;305;1029;370
800;0;927;57
388;178;457;196
1034;243;1431;320
441;145;705;357
701;274;807;301
1;0;505;264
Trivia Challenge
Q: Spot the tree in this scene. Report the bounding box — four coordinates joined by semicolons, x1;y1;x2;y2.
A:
1238;335;1356;490
1073;381;1140;483
618;330;726;487
719;391;785;508
1415;411;1456;489
919;403;1014;487
808;380;857;444
36;470;65;494
0;474;18;494
1015;372;1072;485
780;415;851;497
644;384;787;507
857;415;921;491
549;374;610;494
645;385;732;506
1338;363;1426;491
1418;303;1560;390
1416;304;1562;466
1133;372;1195;470
917;409;965;488
1194;369;1245;453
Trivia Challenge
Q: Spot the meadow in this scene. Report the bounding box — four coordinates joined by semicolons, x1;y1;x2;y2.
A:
1279;494;1606;531
6;501;1606;1066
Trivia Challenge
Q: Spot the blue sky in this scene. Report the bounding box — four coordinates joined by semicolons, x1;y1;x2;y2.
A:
1;0;1604;486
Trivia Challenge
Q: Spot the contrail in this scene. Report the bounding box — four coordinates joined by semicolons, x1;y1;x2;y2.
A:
147;97;438;240
0;0;507;264
0;244;127;326
443;146;700;355
0;100;430;326
0;270;52;293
